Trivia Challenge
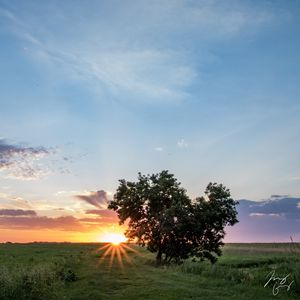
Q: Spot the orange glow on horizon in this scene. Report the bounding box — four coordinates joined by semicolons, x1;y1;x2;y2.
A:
0;228;128;244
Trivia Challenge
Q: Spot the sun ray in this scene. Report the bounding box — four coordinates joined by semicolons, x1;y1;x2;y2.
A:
103;245;113;257
119;244;132;263
122;243;139;254
116;247;124;269
109;246;116;269
98;244;113;265
97;243;111;252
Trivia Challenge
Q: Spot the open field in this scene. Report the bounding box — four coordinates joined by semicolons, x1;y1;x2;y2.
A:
0;243;299;300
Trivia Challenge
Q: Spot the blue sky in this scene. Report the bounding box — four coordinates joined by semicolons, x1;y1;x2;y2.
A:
0;0;300;241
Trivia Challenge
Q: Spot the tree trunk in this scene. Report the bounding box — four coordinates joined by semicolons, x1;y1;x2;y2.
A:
156;249;162;265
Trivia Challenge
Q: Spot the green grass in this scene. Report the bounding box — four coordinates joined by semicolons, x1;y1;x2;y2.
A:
0;243;299;299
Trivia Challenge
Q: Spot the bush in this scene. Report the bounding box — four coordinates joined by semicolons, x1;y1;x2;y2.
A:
59;269;78;282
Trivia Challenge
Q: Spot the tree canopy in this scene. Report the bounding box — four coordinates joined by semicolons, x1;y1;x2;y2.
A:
108;170;238;264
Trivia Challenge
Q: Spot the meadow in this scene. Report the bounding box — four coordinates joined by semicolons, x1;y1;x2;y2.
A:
0;242;299;300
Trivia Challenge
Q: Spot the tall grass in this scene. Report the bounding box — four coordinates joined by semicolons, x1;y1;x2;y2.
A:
179;244;300;297
0;263;61;300
0;260;78;299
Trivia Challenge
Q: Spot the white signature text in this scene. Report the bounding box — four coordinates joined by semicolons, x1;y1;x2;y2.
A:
264;270;294;296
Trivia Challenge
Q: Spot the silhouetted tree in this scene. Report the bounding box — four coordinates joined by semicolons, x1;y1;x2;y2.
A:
108;170;238;265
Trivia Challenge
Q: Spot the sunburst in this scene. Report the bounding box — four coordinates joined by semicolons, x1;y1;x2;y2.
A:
97;241;138;270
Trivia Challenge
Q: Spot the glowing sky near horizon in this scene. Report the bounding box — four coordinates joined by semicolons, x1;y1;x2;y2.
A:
0;0;300;242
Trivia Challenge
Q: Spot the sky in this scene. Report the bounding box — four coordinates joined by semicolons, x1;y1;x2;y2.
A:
0;0;299;242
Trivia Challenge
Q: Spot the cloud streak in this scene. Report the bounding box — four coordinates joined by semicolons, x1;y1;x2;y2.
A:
0;212;117;232
0;209;36;216
154;147;163;152
85;209;118;222
0;215;83;231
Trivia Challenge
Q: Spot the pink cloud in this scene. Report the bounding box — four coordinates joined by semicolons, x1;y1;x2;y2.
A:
75;190;108;208
0;209;36;216
0;215;83;231
85;209;118;219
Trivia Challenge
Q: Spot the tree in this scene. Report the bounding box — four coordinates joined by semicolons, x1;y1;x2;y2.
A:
108;170;238;265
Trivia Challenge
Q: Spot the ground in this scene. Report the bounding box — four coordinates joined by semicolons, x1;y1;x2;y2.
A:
0;243;299;299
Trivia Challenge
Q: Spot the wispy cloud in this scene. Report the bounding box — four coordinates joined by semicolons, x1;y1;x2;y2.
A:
177;138;188;148
75;190;109;209
249;212;283;218
0;139;53;180
85;209;118;222
0;191;33;209
0;5;195;102
154;147;163;152
0;1;276;103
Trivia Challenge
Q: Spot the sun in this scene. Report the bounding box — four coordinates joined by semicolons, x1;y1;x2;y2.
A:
101;232;127;245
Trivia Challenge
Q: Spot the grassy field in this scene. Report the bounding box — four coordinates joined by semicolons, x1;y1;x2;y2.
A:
0;243;299;300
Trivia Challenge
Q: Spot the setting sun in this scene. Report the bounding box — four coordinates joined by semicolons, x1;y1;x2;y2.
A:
101;233;127;245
